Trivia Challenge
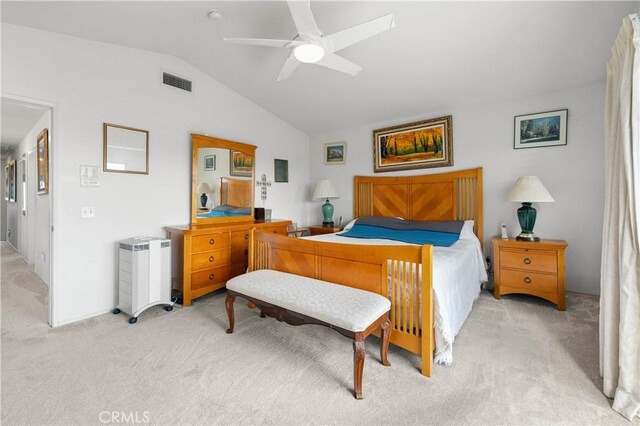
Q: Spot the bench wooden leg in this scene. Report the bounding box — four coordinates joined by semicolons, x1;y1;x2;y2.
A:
380;317;391;367
353;334;365;400
225;293;236;334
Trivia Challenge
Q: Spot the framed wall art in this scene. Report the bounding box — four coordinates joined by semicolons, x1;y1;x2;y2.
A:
204;155;216;171
514;109;567;149
7;160;16;202
373;115;453;173
229;150;253;177
37;128;49;194
274;159;289;183
103;123;149;174
324;142;346;165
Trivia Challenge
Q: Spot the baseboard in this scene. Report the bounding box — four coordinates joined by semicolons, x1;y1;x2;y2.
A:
53;308;113;328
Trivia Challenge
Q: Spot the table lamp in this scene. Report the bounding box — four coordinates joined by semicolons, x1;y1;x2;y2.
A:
506;176;554;241
312;180;339;226
198;182;212;209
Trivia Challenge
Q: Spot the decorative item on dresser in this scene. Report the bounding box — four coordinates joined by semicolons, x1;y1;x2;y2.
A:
492;237;568;310
166;133;293;306
309;225;343;236
198;182;212;209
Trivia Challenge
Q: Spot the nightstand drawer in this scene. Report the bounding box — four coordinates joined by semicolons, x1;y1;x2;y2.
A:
191;249;229;271
500;269;557;293
192;233;230;253
500;249;557;273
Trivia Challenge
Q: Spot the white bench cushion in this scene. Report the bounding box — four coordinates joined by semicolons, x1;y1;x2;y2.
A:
226;269;391;332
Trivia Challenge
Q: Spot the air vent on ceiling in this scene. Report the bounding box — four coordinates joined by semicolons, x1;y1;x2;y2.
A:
162;72;192;92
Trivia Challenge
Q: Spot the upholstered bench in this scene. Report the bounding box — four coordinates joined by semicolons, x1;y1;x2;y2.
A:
225;269;392;399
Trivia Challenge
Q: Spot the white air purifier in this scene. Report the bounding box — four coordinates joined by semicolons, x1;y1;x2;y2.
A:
113;237;174;324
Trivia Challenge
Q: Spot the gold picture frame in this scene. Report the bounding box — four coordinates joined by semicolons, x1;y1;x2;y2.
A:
373;115;453;173
37;128;49;195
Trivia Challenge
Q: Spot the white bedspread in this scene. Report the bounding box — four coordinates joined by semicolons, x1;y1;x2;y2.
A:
302;233;487;365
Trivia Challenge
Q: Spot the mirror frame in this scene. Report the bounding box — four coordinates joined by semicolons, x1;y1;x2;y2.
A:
191;133;257;226
103;123;149;175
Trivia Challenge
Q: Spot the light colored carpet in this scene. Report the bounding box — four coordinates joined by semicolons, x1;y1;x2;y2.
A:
1;243;635;425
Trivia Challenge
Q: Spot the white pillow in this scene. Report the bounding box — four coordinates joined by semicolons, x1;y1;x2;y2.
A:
459;220;475;240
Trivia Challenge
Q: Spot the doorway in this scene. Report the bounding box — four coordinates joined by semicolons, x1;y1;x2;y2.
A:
1;96;53;325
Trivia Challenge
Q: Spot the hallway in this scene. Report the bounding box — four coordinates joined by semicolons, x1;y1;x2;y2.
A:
1;242;48;328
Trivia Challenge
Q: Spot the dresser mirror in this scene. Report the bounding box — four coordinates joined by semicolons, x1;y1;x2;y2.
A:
191;134;256;225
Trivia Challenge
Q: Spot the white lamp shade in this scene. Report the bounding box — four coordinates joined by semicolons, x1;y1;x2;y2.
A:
198;182;212;193
312;180;339;200
506;176;554;203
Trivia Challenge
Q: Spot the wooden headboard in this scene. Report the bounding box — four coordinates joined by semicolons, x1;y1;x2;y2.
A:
220;177;252;208
354;167;483;243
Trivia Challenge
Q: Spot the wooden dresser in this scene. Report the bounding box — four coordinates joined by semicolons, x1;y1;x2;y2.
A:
165;219;291;306
492;237;568;310
309;225;343;235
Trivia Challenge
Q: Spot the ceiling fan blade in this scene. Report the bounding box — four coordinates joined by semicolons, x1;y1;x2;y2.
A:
326;14;395;53
224;38;306;48
315;54;362;76
277;54;300;81
287;0;321;37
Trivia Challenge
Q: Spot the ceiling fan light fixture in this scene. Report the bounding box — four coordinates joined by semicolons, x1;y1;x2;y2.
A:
293;44;324;63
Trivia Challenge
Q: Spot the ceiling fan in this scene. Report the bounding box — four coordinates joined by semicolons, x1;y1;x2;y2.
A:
224;1;395;81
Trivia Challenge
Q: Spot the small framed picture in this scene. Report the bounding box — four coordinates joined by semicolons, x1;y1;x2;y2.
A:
514;109;567;149
274;159;288;183
37;129;49;194
204;155;216;171
324;142;346;165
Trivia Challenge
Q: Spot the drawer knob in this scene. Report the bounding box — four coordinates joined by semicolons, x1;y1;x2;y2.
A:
209;239;215;245
523;258;531;265
209;273;215;280
209;256;215;262
524;276;532;284
244;234;249;240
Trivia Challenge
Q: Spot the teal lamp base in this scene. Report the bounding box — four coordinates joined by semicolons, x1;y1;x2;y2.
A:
515;202;540;242
322;199;334;227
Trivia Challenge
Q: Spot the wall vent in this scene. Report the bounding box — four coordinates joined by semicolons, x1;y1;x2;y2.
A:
162;72;192;92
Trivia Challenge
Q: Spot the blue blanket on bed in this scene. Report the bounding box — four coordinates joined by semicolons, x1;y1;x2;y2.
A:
340;217;463;247
197;205;251;218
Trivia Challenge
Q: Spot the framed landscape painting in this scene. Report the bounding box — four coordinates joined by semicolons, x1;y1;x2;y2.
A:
514;109;567;149
324;142;346;165
373;115;453;173
229;150;253;177
37;129;49;194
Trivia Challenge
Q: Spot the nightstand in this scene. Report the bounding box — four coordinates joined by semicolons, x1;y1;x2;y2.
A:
309;225;343;236
492;237;568;310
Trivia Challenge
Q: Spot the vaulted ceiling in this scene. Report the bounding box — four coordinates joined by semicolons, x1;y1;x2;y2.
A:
2;1;637;134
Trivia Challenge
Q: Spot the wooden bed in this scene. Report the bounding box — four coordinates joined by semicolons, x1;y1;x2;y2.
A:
248;167;483;376
220;177;252;208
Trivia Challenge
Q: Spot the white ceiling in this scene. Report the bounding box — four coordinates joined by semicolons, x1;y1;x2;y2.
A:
1;100;49;153
2;1;637;135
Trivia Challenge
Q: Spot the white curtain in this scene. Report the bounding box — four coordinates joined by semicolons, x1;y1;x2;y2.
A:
600;13;640;422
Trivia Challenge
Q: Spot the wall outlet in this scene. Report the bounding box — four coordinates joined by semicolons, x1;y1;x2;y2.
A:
81;206;95;218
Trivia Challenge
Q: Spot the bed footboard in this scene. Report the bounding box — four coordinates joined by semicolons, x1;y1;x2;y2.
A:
249;230;434;376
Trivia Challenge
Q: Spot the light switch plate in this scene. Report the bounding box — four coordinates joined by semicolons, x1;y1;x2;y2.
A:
80;165;100;187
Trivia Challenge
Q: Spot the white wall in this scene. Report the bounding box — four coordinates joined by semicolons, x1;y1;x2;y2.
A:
310;82;605;295
2;24;311;325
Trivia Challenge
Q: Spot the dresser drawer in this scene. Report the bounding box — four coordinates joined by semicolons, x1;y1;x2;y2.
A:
499;248;557;273
192;233;230;253
191;249;229;271
500;268;558;293
191;266;229;290
262;226;288;235
231;230;250;247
